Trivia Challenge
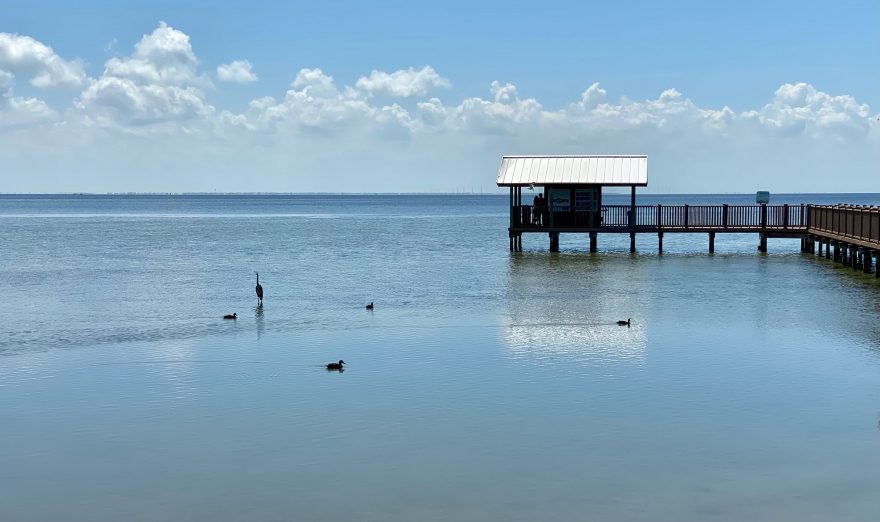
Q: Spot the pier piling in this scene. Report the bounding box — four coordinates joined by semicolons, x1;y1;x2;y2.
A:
709;232;715;254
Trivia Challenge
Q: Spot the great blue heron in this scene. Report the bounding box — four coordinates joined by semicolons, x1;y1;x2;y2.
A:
255;272;263;305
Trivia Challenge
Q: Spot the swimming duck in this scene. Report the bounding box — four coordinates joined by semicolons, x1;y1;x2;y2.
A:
617;318;631;326
366;302;374;310
326;360;345;370
223;313;237;320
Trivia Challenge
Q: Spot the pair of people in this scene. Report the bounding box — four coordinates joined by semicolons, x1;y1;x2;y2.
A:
532;193;545;225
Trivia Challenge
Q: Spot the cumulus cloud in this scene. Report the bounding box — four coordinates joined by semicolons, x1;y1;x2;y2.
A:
0;32;85;87
355;65;449;97
240;67;416;135
742;82;871;140
217;60;257;83
76;22;213;128
1;24;878;192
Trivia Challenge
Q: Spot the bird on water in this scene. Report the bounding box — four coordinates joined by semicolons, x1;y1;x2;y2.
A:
366;302;374;310
223;313;237;320
326;360;345;371
255;272;263;306
617;318;631;326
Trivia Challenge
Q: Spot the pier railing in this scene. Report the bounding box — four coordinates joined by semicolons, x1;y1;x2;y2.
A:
512;204;808;231
808;205;880;245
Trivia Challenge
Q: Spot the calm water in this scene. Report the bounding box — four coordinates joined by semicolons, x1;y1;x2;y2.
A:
2;194;880;521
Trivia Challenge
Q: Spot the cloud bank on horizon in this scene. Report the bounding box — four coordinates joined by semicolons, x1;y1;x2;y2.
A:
0;22;877;193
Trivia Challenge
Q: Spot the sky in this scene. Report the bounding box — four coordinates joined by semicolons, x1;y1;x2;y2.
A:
1;0;878;193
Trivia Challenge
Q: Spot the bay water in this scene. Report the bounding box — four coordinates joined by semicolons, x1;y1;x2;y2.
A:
1;194;879;521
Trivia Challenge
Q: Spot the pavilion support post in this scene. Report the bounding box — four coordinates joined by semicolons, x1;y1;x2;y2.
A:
630;186;636;231
709;232;715;254
549;232;559;253
589;232;597;253
758;233;767;253
817;239;823;256
810;236;816;254
824;239;831;259
629;232;636;253
833;241;840;262
658;232;664;254
863;249;872;274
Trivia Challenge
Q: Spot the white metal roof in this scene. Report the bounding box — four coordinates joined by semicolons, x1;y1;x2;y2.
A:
495;155;648;187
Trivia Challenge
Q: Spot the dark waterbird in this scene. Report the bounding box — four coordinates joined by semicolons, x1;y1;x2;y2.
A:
326;360;345;371
617;318;631;327
366;302;373;310
223;313;237;320
255;272;263;305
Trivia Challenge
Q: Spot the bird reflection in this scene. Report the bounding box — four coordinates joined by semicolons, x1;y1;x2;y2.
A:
255;304;264;340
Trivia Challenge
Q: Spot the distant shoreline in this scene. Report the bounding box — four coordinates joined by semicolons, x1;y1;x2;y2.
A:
2;192;879;197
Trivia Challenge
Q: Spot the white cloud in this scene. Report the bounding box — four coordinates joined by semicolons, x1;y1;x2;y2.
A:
1;24;878;192
217;60;257;83
742;82;871;140
0;32;85;87
355;65;449;97
75;22;213;129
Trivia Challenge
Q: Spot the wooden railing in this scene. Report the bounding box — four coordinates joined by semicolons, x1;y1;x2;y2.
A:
808;205;880;244
511;204;808;231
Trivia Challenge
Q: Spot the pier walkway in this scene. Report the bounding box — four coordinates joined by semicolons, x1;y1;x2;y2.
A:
507;203;880;276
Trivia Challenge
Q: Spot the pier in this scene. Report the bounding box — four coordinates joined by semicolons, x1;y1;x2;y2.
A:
498;155;880;276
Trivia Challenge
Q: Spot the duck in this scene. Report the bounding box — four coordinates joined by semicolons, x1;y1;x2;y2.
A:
326;360;345;370
617;318;631;326
366;302;374;310
223;313;237;320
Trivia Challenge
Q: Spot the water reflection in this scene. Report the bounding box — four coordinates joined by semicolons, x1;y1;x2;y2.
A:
503;253;647;365
254;304;264;340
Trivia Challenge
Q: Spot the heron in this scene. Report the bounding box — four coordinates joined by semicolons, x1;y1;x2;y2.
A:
255;272;263;305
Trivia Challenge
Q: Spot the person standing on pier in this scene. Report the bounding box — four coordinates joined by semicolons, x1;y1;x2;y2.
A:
533;192;544;225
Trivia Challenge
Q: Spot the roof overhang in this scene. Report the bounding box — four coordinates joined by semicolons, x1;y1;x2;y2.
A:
496;155;648;187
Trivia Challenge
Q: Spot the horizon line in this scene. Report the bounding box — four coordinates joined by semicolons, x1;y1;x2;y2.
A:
1;191;879;197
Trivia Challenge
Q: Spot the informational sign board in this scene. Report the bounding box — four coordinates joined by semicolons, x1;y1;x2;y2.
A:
550;189;571;212
756;191;770;204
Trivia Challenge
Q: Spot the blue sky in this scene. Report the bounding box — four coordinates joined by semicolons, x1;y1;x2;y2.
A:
2;0;878;193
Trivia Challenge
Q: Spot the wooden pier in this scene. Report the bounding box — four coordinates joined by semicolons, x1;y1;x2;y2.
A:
496;155;880;276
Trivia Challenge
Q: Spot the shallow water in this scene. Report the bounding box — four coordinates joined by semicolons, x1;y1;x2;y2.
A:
2;194;880;521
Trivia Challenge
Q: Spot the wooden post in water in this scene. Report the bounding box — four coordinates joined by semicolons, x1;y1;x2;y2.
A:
709;232;715;253
875;251;880;278
818;238;823;256
549;232;559;253
658;232;664;254
824;239;831;259
589;232;597;253
629;232;636;253
833;241;840;262
863;248;872;274
758;233;767;253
